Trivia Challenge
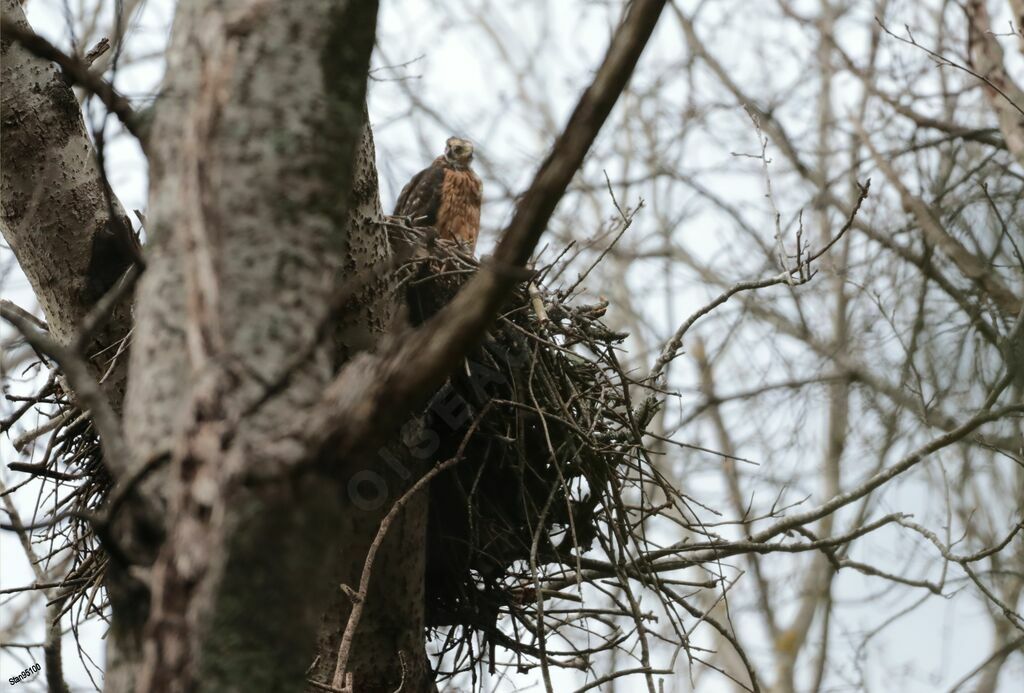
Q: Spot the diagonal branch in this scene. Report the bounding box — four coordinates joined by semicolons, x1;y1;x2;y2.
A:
856;118;1022;316
964;0;1024;167
0;480;72;693
330;402;492;688
1;304;130;482
1;0;137;409
306;0;669;459
715;403;1022;558
646;181;870;383
0;15;144;143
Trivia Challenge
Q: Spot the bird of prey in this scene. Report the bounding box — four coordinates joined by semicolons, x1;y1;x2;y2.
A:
394;137;483;251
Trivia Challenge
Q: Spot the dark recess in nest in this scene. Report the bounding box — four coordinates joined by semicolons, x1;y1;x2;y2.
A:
388;220;657;668
5;220;659;682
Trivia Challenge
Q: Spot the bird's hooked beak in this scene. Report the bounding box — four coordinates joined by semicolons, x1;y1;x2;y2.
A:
445;139;474;167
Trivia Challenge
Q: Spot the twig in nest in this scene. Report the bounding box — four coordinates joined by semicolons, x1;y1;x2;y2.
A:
528;282;550;324
0;304;130;481
330;403;493;689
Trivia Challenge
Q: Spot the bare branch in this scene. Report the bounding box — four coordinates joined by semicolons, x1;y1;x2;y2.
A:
856;118;1022;316
308;0;669;459
0;15;144;143
0;304;129;481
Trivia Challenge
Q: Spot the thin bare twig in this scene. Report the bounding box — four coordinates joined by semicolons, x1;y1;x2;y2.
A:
0;16;144;142
1;305;129;481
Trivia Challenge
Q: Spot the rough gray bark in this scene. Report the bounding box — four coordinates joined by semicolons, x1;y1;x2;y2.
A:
0;0;135;398
966;0;1024;169
3;0;666;689
117;1;433;690
1;4;145;690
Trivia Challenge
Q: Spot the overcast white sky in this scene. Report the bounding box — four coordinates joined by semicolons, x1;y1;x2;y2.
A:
3;1;1022;691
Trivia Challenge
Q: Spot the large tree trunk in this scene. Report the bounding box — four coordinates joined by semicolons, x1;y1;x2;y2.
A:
116;1;431;691
0;0;135;395
1;3;147;689
4;1;664;688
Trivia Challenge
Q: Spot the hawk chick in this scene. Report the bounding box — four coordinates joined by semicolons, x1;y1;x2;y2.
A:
394;137;483;251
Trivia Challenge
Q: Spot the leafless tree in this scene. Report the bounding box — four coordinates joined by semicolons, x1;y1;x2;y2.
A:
1;1;1022;693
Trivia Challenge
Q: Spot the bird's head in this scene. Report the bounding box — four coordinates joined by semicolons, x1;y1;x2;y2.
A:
444;137;475;169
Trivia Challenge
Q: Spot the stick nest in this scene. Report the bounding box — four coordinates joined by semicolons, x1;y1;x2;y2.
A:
389;221;663;678
6;221;674;684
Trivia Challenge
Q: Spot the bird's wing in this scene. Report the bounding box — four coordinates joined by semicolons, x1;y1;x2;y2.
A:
394;168;427;215
393;161;447;226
